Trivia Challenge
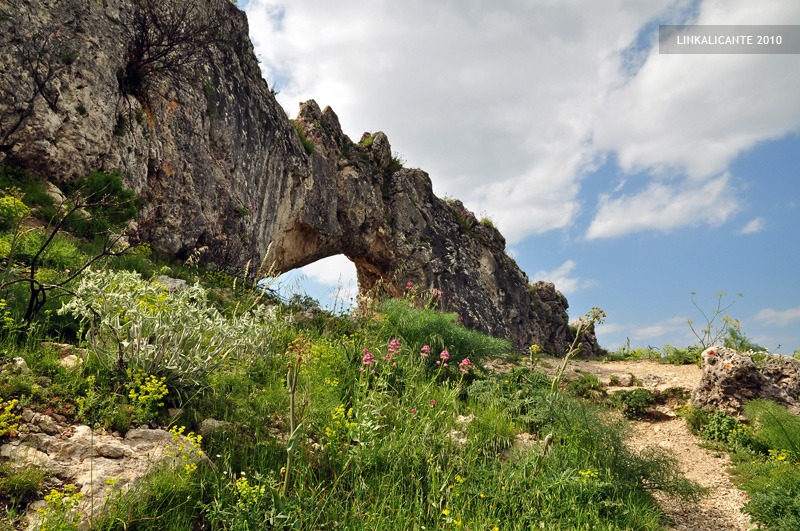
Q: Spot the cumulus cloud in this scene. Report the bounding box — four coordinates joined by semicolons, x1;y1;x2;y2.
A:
245;0;800;243
739;217;766;234
585;172;739;239
299;254;357;287
753;306;800;327
533;260;592;295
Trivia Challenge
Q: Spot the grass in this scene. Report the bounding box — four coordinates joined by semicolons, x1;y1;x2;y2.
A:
1;178;780;528
0;264;708;530
683;399;800;530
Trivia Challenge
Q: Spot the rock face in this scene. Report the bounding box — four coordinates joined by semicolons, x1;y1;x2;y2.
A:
0;0;591;354
692;346;800;414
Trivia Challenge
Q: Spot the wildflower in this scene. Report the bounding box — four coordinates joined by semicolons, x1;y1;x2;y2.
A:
459;358;472;374
361;349;375;366
441;509;450;516
411;408;418;414
65;269;70;274
430;399;436;406
440;350;449;361
406;281;413;289
420;345;431;357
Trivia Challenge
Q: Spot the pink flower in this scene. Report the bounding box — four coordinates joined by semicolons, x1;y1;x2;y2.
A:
362;348;375;366
65;269;70;274
440;350;450;361
406;281;413;289
430;399;436;406
459;358;472;374
383;339;401;361
411;408;418;414
420;345;430;358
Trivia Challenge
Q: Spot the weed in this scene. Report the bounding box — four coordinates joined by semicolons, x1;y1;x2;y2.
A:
290;120;315;154
611;388;655;419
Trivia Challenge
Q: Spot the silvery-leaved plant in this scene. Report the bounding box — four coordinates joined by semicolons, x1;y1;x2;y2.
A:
60;270;278;403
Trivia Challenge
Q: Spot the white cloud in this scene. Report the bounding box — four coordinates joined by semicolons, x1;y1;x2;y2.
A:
596;316;688;344
586;173;739;239
245;0;800;243
299;254;357;287
739;217;766;234
753;307;800;327
533;260;592;295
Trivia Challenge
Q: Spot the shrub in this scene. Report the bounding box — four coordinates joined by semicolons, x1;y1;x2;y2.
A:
0;195;29;230
611;388;655;419
702;410;739;443
59;270;279;403
659;344;702;365
568;373;603;400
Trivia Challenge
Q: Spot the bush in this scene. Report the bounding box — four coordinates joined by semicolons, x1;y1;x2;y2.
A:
59;270;279;403
611;388;655;419
659;344;702;365
568;373;603;401
0;195;29;230
702;410;739;443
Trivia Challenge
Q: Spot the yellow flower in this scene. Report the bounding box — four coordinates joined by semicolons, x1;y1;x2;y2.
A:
441;509;450;516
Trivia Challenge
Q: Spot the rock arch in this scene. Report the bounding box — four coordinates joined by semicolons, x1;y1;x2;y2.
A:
0;0;587;354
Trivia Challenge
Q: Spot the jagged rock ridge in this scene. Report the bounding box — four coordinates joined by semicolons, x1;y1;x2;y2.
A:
0;0;592;354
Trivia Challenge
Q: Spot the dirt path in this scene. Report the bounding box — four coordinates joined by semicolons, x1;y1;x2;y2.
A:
489;358;755;530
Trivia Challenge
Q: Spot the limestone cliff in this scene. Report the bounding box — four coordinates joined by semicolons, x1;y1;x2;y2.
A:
0;0;593;354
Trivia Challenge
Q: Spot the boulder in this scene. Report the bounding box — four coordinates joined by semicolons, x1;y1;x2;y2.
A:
692;346;800;414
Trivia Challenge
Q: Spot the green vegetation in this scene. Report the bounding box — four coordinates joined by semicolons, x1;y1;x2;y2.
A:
290;119;315;154
0;163;793;529
682;400;800;530
0;225;706;530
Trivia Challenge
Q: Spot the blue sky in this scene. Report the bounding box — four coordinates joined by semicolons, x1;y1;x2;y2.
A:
239;0;800;354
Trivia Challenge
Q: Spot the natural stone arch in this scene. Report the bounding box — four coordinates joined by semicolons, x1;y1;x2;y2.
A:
0;0;589;355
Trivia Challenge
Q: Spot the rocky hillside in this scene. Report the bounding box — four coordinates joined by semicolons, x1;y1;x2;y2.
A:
0;0;594;353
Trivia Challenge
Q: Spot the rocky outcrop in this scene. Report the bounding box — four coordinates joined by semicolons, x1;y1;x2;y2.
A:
692;346;800;414
0;0;591;354
0;411;204;528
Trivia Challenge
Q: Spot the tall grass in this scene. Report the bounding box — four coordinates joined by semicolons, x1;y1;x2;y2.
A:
379;297;511;368
1;254;708;530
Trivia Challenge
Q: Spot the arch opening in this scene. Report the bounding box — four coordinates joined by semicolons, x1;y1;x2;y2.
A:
267;254;358;313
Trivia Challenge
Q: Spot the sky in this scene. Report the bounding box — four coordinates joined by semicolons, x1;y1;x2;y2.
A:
238;0;800;354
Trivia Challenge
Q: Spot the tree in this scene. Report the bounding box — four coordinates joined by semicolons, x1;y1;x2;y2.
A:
118;0;223;101
0;171;144;326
